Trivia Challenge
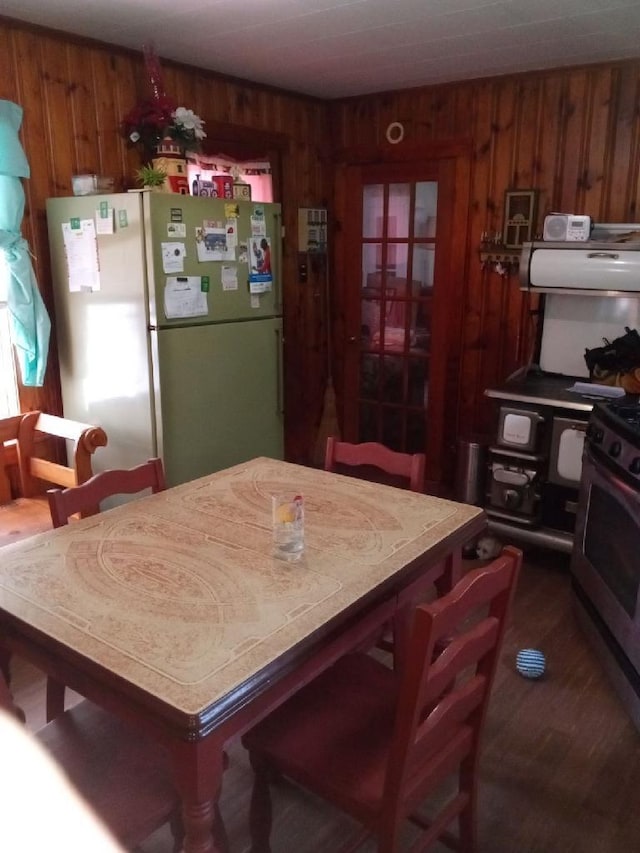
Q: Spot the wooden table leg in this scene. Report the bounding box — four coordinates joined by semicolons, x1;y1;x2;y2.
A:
434;548;462;596
172;736;227;853
0;646;11;684
392;548;464;671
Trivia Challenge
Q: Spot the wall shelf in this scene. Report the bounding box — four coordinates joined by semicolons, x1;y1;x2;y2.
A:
479;246;521;275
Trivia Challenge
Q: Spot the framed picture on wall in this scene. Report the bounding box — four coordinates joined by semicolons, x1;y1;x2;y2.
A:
503;189;538;248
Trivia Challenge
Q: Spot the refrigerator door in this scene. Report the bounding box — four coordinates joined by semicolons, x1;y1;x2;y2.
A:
46;193;157;473
152;317;284;486
143;193;282;328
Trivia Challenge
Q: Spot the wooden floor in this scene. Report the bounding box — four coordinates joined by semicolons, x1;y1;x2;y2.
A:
8;548;640;853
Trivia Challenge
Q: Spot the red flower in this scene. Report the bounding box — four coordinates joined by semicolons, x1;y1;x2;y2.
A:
121;95;177;149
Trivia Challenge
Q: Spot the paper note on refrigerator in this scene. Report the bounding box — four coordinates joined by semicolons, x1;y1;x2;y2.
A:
162;242;186;273
164;277;208;319
61;219;100;292
221;265;238;291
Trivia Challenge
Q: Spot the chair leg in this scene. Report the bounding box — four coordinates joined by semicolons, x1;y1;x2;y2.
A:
248;751;275;853
458;762;478;853
214;802;230;853
170;807;186;853
46;676;66;722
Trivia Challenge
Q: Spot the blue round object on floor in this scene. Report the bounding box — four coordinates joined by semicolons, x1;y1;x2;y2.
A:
516;648;546;679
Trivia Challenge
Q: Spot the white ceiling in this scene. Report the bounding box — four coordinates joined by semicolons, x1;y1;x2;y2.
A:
4;0;640;99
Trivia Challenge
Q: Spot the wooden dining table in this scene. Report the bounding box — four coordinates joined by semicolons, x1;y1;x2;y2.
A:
0;457;485;852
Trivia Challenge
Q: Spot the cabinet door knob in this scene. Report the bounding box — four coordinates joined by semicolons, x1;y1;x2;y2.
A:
348;335;357;343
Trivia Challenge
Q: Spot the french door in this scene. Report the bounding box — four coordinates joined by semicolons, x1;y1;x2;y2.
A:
342;157;462;488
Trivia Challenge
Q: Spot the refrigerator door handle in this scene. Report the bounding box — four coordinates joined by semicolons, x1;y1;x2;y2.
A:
274;211;283;313
276;328;284;415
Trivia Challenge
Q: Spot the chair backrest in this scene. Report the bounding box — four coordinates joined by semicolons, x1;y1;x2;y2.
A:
0;412;107;505
324;436;425;493
47;458;166;527
382;545;522;833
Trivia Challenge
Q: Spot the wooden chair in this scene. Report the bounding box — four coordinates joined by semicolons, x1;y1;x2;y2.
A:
325;436;427;658
45;458;166;721
0;412;108;546
0;668;182;852
243;545;522;853
47;457;166;528
324;436;426;492
44;455;230;850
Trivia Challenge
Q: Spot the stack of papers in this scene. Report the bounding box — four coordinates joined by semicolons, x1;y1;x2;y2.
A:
568;382;625;398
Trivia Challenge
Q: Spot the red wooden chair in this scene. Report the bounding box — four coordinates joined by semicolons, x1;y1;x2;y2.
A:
325;436;427;658
243;545;522;853
0;667;182;852
46;456;166;527
45;458;166;721
324;436;425;492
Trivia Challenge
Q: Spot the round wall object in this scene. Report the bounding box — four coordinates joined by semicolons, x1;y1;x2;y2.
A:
515;648;546;679
386;121;405;144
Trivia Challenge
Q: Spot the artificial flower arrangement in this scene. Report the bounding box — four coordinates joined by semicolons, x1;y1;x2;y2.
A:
121;95;206;154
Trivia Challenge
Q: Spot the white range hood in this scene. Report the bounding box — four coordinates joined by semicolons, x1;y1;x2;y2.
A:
520;224;640;296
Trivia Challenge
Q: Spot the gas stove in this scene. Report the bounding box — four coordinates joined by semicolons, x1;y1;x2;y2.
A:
586;398;640;485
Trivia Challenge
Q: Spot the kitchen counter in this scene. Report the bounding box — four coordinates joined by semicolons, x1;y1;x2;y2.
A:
484;370;595;413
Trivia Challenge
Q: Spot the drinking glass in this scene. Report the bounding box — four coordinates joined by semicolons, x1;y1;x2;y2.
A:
272;493;304;561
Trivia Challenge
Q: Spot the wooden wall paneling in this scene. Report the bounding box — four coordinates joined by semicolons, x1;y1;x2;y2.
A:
477;82;518;419
605;66;640;222
459;82;497;438
39;40;77;197
330;159;348;434
66;43;98;178
502;78;538;373
465;74;519;433
91;52;128;187
557;70;590;214
508;78;543;371
431;154;472;487
0;27;18;101
581;67;614;221
5;28;61;416
451;85;475;140
534;74;564;218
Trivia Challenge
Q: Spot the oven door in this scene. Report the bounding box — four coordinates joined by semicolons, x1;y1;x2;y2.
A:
548;416;586;488
571;445;640;673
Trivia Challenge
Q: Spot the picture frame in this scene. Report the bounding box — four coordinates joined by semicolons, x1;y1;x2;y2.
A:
503;189;538;248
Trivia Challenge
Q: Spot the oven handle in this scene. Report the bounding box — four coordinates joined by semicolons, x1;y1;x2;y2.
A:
584;444;640;499
587;251;620;260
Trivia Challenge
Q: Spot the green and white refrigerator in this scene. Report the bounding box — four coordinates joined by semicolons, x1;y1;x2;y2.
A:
46;191;284;486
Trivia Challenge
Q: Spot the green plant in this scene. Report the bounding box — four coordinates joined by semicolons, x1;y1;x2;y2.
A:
135;164;167;188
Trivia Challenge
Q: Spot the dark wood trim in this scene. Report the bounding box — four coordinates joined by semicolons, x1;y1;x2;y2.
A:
201;122;289;154
332;138;473;165
199;121;290;203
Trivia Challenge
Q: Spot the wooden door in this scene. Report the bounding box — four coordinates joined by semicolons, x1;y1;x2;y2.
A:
342;156;465;490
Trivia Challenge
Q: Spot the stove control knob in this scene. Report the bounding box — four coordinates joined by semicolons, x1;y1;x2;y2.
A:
609;440;622;458
586;424;604;443
630;457;640;475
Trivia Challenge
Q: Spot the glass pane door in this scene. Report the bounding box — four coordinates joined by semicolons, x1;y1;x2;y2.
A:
358;179;438;453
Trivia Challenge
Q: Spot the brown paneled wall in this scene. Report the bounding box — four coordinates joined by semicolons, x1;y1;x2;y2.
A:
330;61;640;462
0;16;330;463
3;14;640;475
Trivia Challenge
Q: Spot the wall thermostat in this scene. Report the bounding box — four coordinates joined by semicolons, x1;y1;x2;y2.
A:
543;213;592;242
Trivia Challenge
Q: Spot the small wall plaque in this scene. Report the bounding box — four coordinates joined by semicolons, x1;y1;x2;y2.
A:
503;189;538;248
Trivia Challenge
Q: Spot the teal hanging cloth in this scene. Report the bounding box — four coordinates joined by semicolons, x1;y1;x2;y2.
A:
0;100;50;387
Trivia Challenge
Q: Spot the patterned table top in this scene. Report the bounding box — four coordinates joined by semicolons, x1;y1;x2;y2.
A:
0;458;483;719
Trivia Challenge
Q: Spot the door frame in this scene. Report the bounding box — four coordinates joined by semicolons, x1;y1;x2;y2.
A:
333;139;472;491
